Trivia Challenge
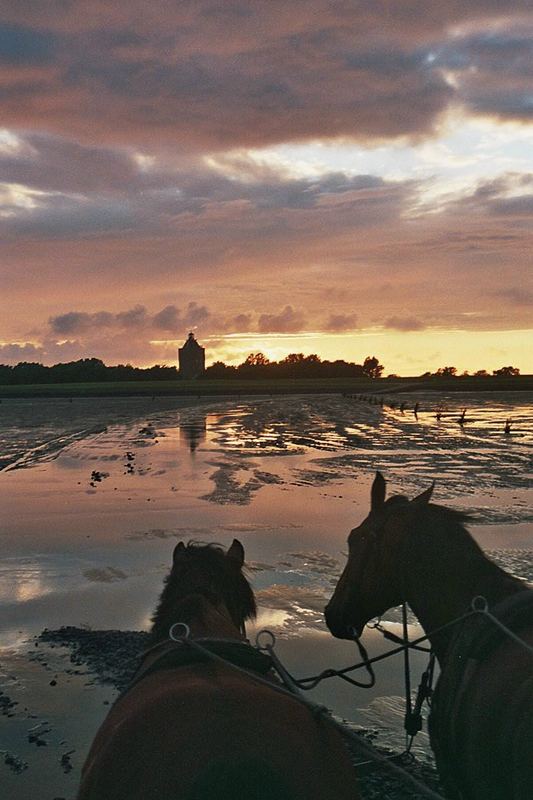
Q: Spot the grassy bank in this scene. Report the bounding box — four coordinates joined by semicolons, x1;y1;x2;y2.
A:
0;375;531;398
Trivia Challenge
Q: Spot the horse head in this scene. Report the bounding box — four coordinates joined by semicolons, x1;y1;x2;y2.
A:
150;539;256;643
324;472;434;638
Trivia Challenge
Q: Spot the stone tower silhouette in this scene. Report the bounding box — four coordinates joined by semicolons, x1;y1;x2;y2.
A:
178;332;205;379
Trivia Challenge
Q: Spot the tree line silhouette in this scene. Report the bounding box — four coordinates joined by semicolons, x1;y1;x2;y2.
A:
0;359;177;385
205;353;385;379
0;355;520;385
0;354;384;384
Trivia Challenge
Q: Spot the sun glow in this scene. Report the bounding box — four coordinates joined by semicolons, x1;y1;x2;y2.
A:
151;328;533;375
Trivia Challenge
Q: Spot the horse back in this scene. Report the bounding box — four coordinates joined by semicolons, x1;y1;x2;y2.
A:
78;663;360;800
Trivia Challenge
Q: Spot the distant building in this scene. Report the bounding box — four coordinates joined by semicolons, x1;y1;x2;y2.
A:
178;332;205;379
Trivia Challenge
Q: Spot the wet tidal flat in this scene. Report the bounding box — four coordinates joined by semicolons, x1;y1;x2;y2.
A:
0;393;532;798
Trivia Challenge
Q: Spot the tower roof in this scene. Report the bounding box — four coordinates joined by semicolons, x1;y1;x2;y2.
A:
181;331;203;349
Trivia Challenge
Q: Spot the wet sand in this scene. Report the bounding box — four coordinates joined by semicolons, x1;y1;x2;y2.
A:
1;392;531;798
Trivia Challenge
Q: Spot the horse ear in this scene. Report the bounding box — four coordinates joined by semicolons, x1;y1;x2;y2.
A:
226;539;245;569
172;541;186;563
412;482;435;504
371;471;386;511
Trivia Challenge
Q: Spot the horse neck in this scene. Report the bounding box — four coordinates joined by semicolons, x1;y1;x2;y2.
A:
401;522;524;663
151;593;245;644
186;597;246;640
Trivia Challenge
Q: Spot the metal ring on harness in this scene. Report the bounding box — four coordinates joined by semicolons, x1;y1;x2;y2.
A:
255;629;276;650
471;595;489;613
169;622;191;641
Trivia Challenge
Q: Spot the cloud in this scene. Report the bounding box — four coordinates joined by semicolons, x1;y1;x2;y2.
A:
231;313;253;332
0;23;56;65
152;305;181;332
0;133;149;194
184;301;210;326
0;133;415;242
49;305;177;337
433;29;533;124
115;304;148;328
0;3;531;152
450;173;533;216
0;342;44;362
384;316;426;331
258;305;306;333
324;313;358;332
3;194;140;239
49;311;114;334
151;302;210;332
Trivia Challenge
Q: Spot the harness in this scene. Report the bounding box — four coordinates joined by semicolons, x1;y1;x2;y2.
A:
122;636;274;697
428;589;533;800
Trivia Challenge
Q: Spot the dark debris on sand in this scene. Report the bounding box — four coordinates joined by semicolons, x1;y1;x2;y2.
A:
39;627;444;799
40;627;149;692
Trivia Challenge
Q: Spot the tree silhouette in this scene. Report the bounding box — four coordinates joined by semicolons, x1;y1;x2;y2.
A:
493;366;520;376
205;361;237;378
362;356;384;379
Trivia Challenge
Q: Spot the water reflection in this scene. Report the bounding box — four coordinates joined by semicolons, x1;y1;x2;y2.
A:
179;412;207;453
0;559;56;604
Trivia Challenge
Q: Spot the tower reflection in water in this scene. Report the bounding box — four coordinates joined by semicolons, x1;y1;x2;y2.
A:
179;413;207;453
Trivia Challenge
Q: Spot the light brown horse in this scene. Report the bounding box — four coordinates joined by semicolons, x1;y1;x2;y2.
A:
78;540;360;800
325;472;533;800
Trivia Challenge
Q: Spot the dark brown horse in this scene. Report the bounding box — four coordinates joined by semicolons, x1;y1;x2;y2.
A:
325;473;533;800
78;540;360;800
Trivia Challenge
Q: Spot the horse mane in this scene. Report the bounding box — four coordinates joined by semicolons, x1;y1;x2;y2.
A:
403;500;520;586
150;542;256;644
394;497;479;552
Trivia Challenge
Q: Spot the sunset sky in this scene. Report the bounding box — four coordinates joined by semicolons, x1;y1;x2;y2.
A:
1;1;532;375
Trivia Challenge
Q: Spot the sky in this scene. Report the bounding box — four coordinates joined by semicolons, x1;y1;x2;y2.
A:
0;1;532;375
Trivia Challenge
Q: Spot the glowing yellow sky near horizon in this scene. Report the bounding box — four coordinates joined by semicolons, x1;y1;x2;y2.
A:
152;328;533;376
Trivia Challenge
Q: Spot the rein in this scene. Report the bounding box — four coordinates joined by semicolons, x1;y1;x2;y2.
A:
257;593;533;752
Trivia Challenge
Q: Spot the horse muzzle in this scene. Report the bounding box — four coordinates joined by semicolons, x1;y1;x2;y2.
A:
324;603;362;640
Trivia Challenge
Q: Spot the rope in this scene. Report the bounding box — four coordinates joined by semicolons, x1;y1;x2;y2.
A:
266;594;532;694
471;595;533;655
258;610;475;691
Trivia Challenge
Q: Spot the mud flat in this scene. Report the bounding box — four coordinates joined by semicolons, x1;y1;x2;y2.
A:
1;392;531;797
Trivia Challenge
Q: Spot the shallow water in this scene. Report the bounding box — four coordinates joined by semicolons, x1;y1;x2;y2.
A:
0;392;532;798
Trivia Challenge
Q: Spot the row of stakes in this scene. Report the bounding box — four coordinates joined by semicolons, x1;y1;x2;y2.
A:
343;393;513;434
